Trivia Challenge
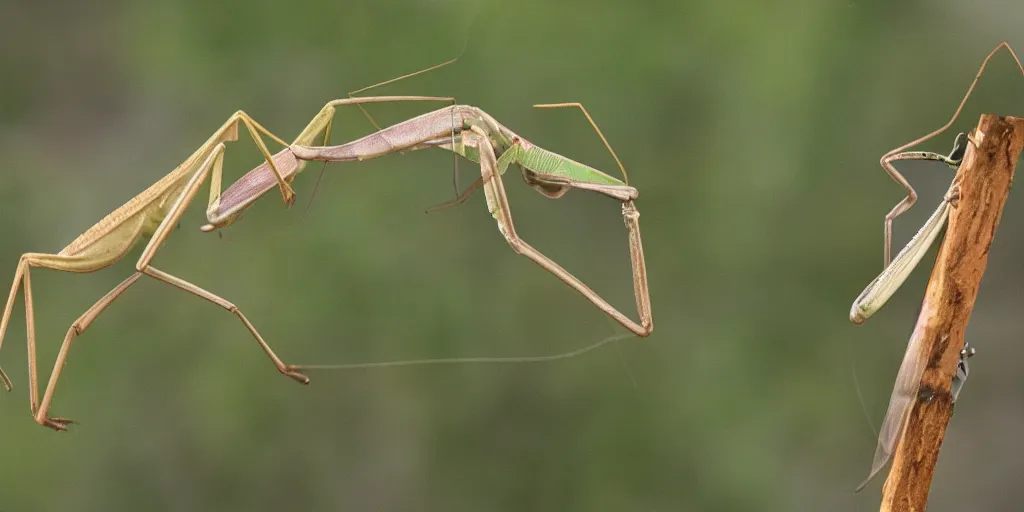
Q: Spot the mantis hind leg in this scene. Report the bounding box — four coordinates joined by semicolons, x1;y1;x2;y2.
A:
199;109;296;215
231;111;297;207
33;271;144;431
0;252;135;431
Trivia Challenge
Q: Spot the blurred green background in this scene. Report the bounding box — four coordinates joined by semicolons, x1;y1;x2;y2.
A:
2;0;1024;510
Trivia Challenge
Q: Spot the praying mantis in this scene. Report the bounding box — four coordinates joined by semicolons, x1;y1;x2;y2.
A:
0;55;650;430
0;110;315;430
849;132;966;324
201;76;654;347
852;42;1024;322
849;41;1024;490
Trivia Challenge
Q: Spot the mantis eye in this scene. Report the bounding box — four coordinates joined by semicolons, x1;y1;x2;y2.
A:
949;132;968;163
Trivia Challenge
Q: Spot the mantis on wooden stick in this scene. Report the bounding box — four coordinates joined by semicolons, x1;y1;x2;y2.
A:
0;111;312;431
849;41;1023;490
201;64;653;374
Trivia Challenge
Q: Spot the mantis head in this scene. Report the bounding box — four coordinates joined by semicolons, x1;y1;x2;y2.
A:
948;132;968;167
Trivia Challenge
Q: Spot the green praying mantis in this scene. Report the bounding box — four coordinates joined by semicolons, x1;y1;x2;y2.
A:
849;41;1024;490
0;58;652;430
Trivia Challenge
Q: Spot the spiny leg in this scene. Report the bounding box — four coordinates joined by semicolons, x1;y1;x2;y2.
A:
465;128;652;336
233;112;297;206
533;102;630;184
621;199;652;334
194;109;297;216
201;109;295;208
135;144;309;384
877;43;1023;266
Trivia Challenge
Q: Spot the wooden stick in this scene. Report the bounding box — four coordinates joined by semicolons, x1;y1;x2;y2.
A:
880;114;1024;511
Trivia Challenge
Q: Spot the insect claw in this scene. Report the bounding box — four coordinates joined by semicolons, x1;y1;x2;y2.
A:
38;416;75;432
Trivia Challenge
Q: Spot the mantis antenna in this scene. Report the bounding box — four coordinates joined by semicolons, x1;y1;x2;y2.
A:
534;102;630;185
301;9;484;218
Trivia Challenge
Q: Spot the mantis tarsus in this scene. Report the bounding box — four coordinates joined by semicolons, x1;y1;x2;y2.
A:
202;78;653;346
0;111;305;431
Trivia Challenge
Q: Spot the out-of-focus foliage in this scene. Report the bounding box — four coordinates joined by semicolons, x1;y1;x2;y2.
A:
1;0;1023;510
